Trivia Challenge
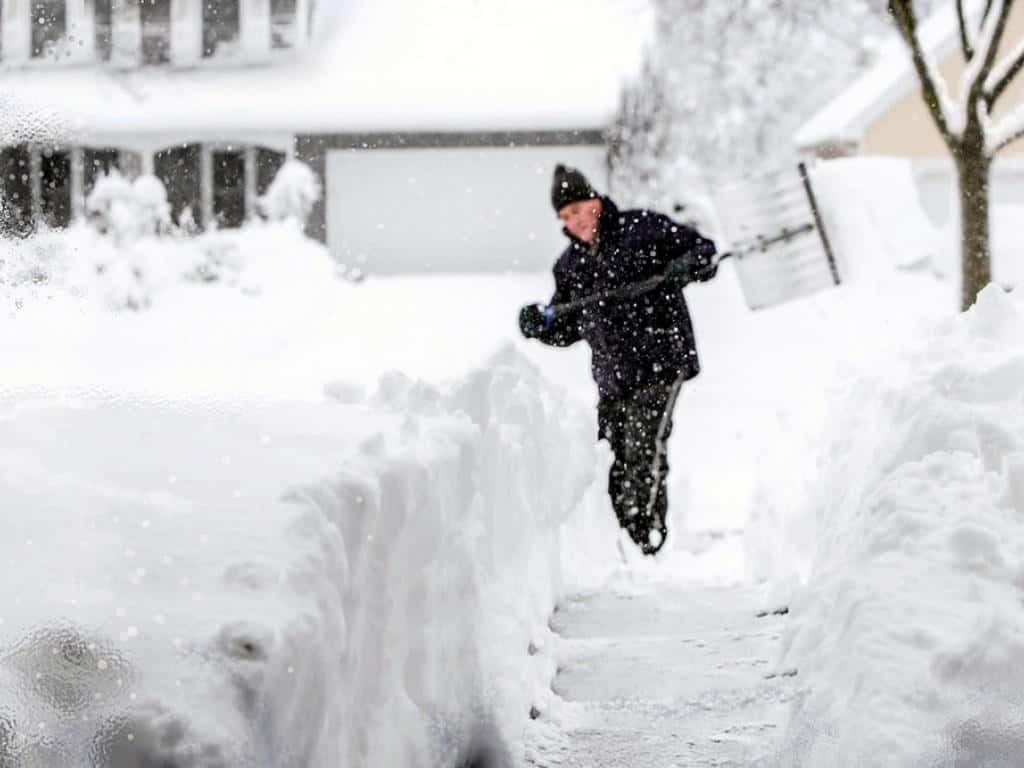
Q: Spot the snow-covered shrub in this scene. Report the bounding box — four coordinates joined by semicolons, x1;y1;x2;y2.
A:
86;171;171;243
3;218;339;312
258;160;320;226
0;229;64;310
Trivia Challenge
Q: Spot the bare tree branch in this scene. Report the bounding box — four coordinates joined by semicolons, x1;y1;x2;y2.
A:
983;0;997;26
957;0;974;60
967;0;1014;103
991;94;1024;154
993;120;1024;153
987;36;1024;108
888;0;959;145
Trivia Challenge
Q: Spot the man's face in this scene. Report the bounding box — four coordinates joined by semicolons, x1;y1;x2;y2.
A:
558;198;603;243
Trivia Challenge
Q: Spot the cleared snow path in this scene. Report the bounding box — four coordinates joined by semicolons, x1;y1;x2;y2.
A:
526;582;793;767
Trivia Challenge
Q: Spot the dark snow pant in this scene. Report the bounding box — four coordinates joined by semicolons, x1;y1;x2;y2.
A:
598;372;685;556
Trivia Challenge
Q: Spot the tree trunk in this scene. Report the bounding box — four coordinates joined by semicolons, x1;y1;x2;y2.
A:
956;137;992;311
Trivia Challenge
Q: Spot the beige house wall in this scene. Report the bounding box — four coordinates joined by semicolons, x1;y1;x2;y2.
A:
862;3;1024;158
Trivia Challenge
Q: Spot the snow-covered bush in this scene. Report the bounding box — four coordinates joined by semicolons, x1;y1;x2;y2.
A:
2;219;338;312
85;171;171;244
0;229;64;311
258;159;321;226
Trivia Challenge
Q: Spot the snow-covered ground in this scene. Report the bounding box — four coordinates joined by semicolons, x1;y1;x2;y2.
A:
2;221;614;764
4;157;1024;765
1;335;606;763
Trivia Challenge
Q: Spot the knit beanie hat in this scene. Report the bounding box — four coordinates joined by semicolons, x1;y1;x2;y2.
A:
551;164;598;212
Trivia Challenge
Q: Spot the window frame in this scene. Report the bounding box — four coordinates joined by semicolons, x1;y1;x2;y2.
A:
270;0;299;51
93;0;114;63
39;145;72;230
0;145;33;237
139;0;172;66
30;0;67;61
202;0;241;61
210;146;247;228
154;143;203;227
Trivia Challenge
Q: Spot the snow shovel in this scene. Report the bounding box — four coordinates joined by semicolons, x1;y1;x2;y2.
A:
545;223;816;320
545;162;840;319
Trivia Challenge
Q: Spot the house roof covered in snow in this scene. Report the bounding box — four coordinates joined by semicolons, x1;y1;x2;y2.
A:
0;0;652;150
794;3;969;150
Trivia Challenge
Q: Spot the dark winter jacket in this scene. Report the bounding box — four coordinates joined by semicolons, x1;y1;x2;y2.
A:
534;197;717;400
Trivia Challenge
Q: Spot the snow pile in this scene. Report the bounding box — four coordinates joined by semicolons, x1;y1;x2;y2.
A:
776;285;1024;765
0;219;338;312
0;346;604;765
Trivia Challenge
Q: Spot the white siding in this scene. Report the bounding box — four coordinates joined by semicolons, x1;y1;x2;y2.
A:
241;0;271;62
110;0;141;67
1;0;31;64
170;0;202;66
66;0;95;63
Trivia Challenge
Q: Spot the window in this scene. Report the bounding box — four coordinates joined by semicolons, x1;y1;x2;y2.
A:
270;0;297;50
154;144;201;227
212;149;245;227
40;148;71;229
31;0;66;60
140;0;171;65
0;146;33;236
83;148;121;195
203;0;240;59
255;148;286;196
93;0;113;62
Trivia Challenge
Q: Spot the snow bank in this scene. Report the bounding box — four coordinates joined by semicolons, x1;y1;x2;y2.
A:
0;345;604;765
776;285;1024;765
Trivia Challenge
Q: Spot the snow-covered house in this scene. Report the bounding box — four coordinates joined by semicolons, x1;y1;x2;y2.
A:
0;0;314;234
795;2;1024;227
0;0;649;272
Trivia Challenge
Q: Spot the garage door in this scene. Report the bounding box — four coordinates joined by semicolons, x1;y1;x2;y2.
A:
326;145;608;273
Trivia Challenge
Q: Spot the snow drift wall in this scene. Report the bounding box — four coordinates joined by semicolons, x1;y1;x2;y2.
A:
776;286;1024;765
323;347;601;765
0;346;602;766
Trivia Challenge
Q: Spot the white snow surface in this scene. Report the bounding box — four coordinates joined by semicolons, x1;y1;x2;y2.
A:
0;0;652;146
0;350;605;765
4;155;1024;763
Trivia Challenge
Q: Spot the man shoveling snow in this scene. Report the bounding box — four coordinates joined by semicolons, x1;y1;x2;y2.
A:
519;164;718;556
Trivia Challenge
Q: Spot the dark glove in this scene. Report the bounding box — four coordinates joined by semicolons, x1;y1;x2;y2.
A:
691;260;718;282
664;255;718;284
663;256;696;283
519;303;546;338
